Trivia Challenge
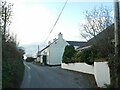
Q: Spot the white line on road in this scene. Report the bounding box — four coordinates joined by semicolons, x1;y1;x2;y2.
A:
24;62;31;70
28;74;31;79
23;62;31;87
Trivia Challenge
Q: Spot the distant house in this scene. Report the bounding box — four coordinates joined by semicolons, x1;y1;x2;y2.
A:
36;32;86;65
77;24;114;50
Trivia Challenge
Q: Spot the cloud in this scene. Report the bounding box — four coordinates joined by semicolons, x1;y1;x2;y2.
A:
10;1;55;45
22;41;46;57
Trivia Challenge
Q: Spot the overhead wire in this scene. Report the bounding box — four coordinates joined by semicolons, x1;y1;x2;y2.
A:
43;0;68;44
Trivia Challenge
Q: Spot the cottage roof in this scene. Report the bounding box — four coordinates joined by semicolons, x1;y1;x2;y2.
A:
66;41;86;47
38;39;58;54
79;24;114;49
37;45;49;55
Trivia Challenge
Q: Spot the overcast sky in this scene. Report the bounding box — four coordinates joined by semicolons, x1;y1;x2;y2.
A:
7;0;114;57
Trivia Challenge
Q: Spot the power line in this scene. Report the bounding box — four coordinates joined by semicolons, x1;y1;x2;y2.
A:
43;0;68;44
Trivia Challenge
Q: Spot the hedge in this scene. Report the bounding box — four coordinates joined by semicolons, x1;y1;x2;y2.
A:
62;45;97;65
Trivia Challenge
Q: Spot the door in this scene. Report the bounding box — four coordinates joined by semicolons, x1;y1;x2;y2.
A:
43;55;47;65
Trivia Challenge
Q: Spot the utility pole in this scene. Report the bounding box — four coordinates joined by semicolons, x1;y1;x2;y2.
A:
3;7;7;37
2;5;7;39
114;0;120;88
37;45;39;56
38;45;39;52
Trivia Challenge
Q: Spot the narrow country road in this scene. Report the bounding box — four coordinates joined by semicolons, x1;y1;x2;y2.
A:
21;61;95;88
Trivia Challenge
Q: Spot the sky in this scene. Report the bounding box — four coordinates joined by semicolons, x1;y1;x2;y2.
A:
6;0;114;57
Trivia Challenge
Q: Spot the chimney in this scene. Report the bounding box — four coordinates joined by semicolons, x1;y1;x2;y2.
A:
53;38;57;42
58;32;63;39
48;41;51;45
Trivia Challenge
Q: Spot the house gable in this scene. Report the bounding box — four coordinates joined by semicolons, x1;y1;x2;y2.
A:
48;34;69;65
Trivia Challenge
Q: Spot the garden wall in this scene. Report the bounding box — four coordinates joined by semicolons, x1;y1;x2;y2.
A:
61;62;110;87
94;62;110;87
61;63;94;75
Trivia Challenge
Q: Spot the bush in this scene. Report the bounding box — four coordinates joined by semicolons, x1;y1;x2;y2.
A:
26;57;35;62
74;51;84;63
94;38;114;59
62;45;97;65
80;46;97;65
2;58;25;88
62;45;76;64
2;34;25;88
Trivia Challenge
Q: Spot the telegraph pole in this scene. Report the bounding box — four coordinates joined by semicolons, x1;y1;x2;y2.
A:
114;0;120;88
3;7;7;37
2;6;7;39
37;45;39;56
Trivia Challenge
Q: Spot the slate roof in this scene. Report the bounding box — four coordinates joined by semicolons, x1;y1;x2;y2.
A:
37;39;58;55
37;45;49;56
66;41;87;47
80;24;114;48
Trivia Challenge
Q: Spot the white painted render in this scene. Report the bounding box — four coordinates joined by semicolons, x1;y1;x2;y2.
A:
61;63;94;74
36;57;40;62
39;33;70;65
74;46;79;49
94;62;110;87
40;48;48;64
48;35;69;65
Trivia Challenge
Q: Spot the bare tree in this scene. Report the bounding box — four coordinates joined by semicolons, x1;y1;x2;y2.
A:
80;5;113;41
0;1;19;46
0;0;13;36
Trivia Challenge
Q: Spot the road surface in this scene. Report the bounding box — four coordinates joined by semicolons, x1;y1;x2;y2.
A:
21;61;95;88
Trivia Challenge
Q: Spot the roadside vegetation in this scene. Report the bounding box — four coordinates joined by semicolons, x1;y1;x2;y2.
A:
1;1;25;88
26;57;36;62
62;45;76;64
62;45;97;65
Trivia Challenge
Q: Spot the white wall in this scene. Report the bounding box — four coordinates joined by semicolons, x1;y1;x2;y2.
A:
74;46;79;50
94;62;110;87
36;57;41;62
40;48;48;64
61;62;111;88
49;37;69;65
62;63;94;75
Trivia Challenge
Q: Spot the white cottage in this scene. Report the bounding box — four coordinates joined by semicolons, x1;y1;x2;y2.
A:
37;32;86;65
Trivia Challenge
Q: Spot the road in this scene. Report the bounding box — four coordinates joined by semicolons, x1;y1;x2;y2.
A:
21;61;95;88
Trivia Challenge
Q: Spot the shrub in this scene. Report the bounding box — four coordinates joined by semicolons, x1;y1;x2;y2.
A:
2;31;25;88
62;45;97;64
2;58;25;88
94;38;114;59
80;46;97;65
26;57;35;62
74;51;84;63
62;45;76;64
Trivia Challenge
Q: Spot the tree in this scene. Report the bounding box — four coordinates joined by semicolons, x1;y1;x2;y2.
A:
80;5;113;41
0;1;13;39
